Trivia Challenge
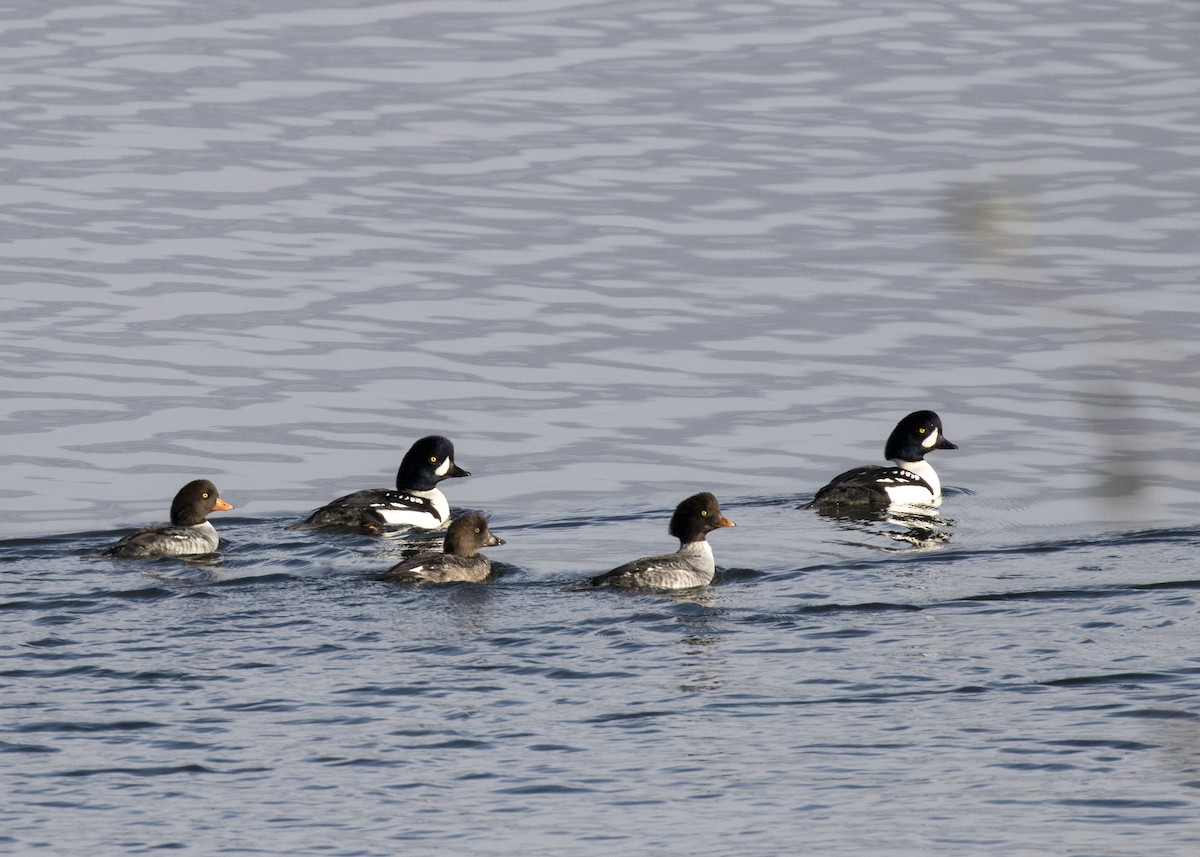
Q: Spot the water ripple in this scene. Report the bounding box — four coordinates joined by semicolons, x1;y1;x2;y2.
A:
3;1;1200;854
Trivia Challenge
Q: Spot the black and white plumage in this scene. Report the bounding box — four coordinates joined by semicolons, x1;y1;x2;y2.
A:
808;410;958;510
297;435;469;532
590;492;735;591
377;512;505;584
104;479;234;558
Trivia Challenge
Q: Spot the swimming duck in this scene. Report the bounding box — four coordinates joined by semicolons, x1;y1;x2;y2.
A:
808;410;957;510
377;512;505;583
590;492;735;590
104;479;233;558
298;435;469;532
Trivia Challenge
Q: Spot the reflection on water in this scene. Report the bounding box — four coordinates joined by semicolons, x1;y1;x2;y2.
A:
677;632;725;695
809;504;955;552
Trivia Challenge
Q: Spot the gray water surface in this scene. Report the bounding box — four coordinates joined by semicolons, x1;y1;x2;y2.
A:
3;1;1200;854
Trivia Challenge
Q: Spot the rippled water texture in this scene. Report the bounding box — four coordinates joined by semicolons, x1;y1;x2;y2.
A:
2;0;1200;854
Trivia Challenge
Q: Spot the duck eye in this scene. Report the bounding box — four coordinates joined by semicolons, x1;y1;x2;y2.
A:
918;427;926;434
202;493;209;498
474;527;481;534
430;456;438;463
700;509;708;516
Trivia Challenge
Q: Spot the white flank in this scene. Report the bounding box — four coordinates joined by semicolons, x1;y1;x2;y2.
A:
373;488;450;527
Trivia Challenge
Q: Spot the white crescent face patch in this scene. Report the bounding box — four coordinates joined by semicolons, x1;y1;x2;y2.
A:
434;456;452;477
921;427;939;449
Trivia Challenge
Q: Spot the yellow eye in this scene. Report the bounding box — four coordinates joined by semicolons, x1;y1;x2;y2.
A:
700;509;708;516
430;456;438;463
918;427;926;434
474;527;481;534
202;493;209;498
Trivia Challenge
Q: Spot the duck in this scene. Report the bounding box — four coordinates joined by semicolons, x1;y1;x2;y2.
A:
104;479;233;558
377;512;505;584
590;492;735;590
807;410;957;510
297;435;469;532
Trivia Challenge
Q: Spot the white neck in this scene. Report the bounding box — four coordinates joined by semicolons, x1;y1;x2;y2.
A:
677;540;715;575
891;458;941;497
413;487;449;520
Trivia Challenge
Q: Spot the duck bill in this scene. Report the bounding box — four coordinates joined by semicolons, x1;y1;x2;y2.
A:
447;462;470;479
714;515;735;528
936;436;958;450
213;498;234;511
486;535;506;547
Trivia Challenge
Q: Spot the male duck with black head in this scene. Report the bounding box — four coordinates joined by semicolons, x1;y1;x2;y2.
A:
297;435;469;533
806;410;958;512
